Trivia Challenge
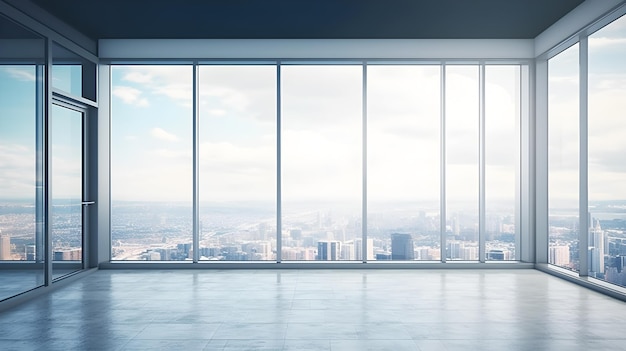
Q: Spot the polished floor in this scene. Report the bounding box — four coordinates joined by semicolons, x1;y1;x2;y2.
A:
0;269;625;351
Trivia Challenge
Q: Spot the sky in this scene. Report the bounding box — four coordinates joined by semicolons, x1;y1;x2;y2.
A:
109;62;520;218
548;14;626;210
2;14;625;212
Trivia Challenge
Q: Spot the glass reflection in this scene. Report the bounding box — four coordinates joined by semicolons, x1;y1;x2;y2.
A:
0;14;45;300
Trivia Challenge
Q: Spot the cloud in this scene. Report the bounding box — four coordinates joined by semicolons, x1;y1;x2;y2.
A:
0;143;36;198
151;127;179;142
112;86;149;107
588;37;626;49
123;71;152;83
154;84;192;106
114;66;192;108
2;67;36;82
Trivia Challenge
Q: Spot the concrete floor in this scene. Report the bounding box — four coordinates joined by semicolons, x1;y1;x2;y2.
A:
0;269;625;350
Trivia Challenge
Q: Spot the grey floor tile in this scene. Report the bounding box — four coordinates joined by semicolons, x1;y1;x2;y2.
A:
0;269;625;351
331;339;421;351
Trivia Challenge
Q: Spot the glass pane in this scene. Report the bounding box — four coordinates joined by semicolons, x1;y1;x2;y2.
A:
111;66;193;261
198;66;276;261
52;43;82;97
367;65;440;261
589;15;626;286
0;15;45;300
51;105;83;279
445;65;479;260
485;65;519;260
281;65;362;261
548;44;579;271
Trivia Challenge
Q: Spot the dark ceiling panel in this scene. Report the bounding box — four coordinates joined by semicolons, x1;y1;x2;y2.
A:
29;0;585;40
0;12;41;39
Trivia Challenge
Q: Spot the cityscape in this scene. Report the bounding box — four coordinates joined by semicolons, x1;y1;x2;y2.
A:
109;201;517;262
5;199;626;287
548;201;626;287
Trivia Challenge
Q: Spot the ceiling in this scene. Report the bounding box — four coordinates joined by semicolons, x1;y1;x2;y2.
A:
29;0;585;40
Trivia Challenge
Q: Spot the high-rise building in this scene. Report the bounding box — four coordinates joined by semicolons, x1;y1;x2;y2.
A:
391;233;414;260
549;246;570;267
354;238;374;261
589;218;605;275
0;231;11;260
317;241;341;260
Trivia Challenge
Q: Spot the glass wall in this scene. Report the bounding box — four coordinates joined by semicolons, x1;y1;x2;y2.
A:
0;15;45;301
445;65;480;260
548;44;580;271
485;66;520;260
111;65;193;260
281;65;362;261
588;14;626;287
198;65;276;261
108;62;525;263
367;65;440;261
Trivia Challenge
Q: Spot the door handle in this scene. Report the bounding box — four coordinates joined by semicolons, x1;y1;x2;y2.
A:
82;201;95;206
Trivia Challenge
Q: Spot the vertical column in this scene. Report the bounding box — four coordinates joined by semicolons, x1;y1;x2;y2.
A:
579;36;589;277
479;64;486;263
192;63;200;263
35;64;45;264
276;63;282;263
97;63;112;266
44;38;52;285
440;65;447;263
516;65;527;262
362;63;368;263
535;58;549;264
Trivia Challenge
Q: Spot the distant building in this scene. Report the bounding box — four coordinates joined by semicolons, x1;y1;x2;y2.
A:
549;245;570;266
53;248;82;261
391;233;414;260
354;238;374;260
589;218;605;275
317;241;341;260
487;249;505;260
0;231;11;260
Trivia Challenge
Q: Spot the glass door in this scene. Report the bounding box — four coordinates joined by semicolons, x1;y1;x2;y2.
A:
50;103;87;280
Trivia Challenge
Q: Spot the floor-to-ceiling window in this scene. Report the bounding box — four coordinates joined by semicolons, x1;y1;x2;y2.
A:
108;61;525;264
588;14;626;287
445;65;480;261
485;66;520;260
548;44;580;271
198;65;276;261
0;15;45;301
367;65;440;261
281;65;362;261
111;65;193;260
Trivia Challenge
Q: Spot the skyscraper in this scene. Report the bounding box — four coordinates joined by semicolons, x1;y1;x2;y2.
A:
317;241;341;260
0;231;11;260
391;233;414;260
589;218;605;276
